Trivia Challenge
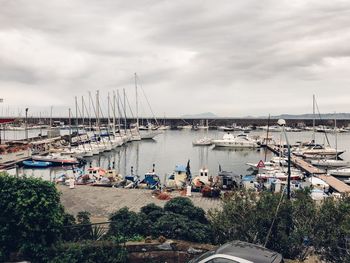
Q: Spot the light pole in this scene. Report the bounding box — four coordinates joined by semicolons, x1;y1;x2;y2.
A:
0;98;3;145
25;108;29;141
277;119;291;200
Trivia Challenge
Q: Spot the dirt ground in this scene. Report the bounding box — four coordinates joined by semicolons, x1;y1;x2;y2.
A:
57;185;221;220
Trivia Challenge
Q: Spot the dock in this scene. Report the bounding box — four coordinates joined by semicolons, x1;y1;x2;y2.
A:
318;175;350;194
266;145;325;175
266;144;350;194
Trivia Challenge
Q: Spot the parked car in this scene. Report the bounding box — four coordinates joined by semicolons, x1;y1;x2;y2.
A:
189;240;284;263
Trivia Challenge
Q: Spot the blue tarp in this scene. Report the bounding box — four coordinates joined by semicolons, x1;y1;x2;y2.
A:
175;164;187;172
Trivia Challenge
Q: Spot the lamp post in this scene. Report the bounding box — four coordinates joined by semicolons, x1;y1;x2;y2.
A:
25;108;29;142
277;119;291;200
0;98;3;145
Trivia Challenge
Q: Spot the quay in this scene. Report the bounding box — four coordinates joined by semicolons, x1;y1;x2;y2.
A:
266;144;350;194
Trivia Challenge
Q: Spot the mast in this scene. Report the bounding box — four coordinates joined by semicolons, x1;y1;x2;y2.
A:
107;92;111;132
312;94;315;142
75;96;78;133
117;90;121;134
123;88;127;133
88;91;92;129
81;96;85;126
96;90;100;131
112;91;116;136
135;73;139;131
68;108;72;144
335;114;338;160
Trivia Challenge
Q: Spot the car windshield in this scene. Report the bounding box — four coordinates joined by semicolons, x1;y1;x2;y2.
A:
189;250;215;263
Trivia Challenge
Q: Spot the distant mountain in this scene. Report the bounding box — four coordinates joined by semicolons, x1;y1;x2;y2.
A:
181;112;218;118
270;113;350;119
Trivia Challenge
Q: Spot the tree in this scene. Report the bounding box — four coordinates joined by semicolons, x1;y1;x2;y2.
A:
0;173;65;262
164;197;207;224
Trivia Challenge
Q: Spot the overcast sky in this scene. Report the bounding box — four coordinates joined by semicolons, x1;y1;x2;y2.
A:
1;0;350;117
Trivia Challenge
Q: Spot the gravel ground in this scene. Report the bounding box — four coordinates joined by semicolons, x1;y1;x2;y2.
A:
57;185;222;220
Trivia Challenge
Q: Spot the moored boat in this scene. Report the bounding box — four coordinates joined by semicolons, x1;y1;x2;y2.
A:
22;160;52;168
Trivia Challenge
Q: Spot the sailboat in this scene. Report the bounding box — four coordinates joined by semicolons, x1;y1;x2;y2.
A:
293;95;345;158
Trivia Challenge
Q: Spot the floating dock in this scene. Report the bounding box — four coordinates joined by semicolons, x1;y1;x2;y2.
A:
266;144;350;194
318;175;350;194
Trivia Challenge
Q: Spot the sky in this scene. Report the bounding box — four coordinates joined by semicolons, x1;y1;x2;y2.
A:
1;0;350;118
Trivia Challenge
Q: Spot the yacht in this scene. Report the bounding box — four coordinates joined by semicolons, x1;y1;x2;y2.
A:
212;133;259;148
294;144;345;158
311;159;349;168
328;168;350;177
192;137;212;146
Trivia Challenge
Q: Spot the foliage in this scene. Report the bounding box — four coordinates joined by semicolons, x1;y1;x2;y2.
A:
107;207;145;240
208;189;318;260
76;211;93;240
154;213;212;243
47;241;127;263
313;196;350;262
0;173;65;262
164;197;207;224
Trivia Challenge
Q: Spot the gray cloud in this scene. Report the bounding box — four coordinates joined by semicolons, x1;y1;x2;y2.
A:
1;0;350;117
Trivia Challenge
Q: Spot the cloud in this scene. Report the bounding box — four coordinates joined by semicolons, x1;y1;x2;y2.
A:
1;0;350;117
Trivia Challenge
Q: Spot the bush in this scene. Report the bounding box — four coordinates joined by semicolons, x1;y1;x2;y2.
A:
154;213;211;243
164;197;207;224
47;241;127;263
107;207;145;240
208;189;318;260
0;173;65;262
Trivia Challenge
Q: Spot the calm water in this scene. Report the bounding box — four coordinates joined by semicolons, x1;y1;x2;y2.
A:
4;129;350;181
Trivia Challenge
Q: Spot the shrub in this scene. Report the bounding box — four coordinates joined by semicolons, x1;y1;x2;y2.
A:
0;173;65;262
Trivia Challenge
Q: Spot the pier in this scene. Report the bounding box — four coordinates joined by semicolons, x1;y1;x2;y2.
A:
266;144;350;194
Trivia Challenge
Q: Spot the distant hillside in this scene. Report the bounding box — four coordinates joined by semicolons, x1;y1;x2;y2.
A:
270;113;350;119
181;112;218;118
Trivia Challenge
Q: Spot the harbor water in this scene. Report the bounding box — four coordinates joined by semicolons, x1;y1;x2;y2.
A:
3;129;350;182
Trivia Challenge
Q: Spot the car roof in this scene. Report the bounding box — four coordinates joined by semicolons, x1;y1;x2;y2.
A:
215;241;283;263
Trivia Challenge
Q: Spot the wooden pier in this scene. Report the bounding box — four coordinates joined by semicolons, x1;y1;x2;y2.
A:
266;144;350;194
318;175;350;194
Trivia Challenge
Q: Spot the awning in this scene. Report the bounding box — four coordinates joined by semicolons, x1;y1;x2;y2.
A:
0;118;15;124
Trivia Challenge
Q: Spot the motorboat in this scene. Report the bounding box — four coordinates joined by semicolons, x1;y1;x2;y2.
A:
22;160;52;168
32;153;80;165
140;130;162;140
212;133;259;148
308;176;329;191
311;159;349;168
192;168;213;188
166;164;189;189
294;144;345;158
328;168;350;177
192;137;212;146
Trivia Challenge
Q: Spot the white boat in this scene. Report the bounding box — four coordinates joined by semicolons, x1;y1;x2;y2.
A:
192;168;212;188
32;153;80;165
192;137;212;146
311;159;349;167
177;125;192;129
294;144;345;158
328;168;350;177
166;164;189;189
310;189;328;201
308;176;329;191
140;130;162;140
212;133;259;148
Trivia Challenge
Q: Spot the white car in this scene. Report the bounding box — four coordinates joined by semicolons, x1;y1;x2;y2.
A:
189;241;284;263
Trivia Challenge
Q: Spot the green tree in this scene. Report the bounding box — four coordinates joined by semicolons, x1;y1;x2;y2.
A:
313;196;350;262
164;197;207;224
0;173;65;262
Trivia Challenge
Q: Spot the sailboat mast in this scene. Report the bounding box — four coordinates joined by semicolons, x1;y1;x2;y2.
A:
312;94;315;142
96;90;100;130
75;96;78;133
81;96;85;126
135;73;139;131
117;90;121;133
335;115;338;160
123;88;127;133
113;91;116;135
68;108;72;144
